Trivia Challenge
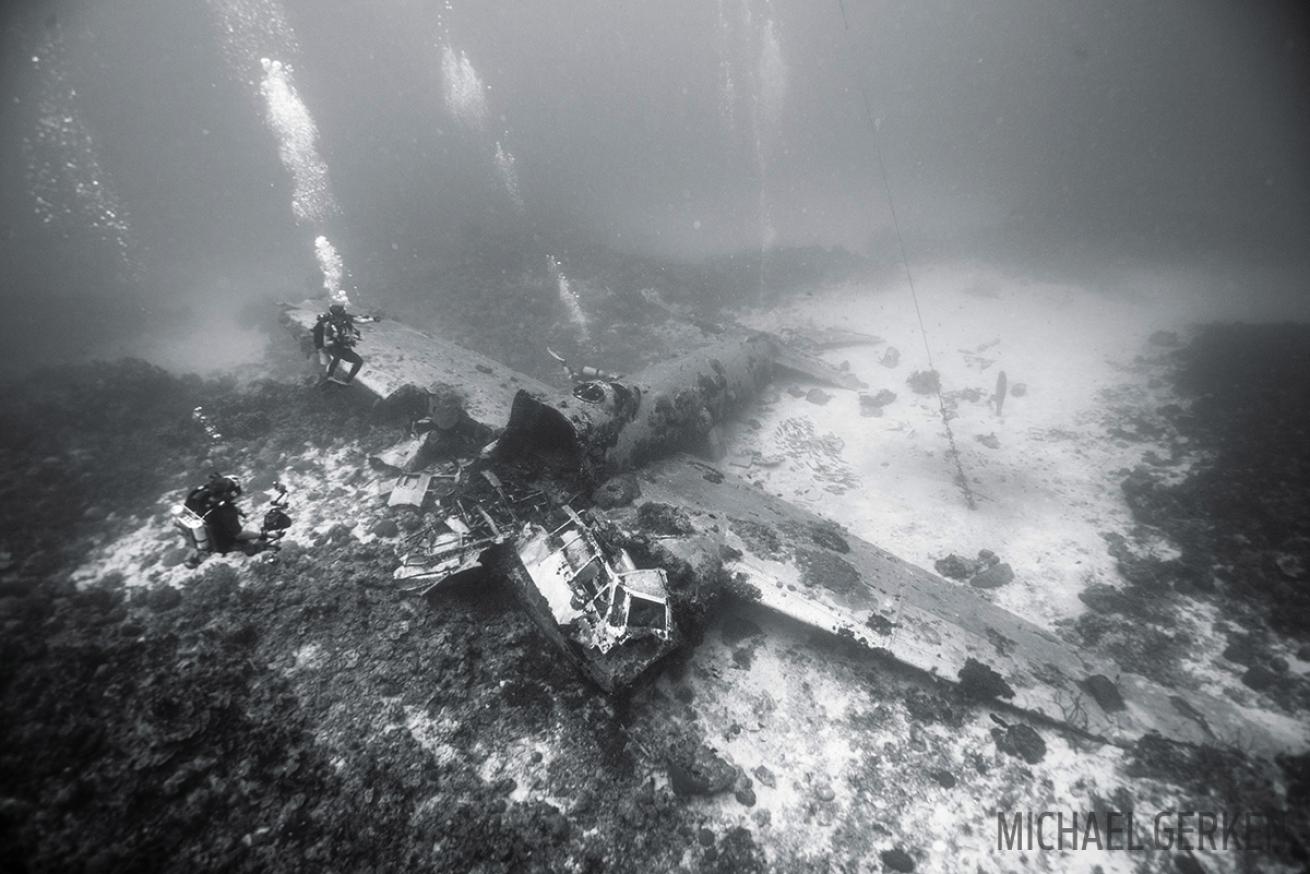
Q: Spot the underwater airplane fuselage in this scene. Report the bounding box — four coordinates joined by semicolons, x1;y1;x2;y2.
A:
280;301;1306;758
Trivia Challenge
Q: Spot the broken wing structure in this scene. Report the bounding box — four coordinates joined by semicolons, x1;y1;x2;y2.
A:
619;456;1306;758
390;468;540;589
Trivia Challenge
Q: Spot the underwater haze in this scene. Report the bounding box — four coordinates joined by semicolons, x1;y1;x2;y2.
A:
7;4;1310;872
1;0;1308;373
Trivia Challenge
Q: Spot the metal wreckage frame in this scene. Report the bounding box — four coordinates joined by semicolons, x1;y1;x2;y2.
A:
279;301;1306;755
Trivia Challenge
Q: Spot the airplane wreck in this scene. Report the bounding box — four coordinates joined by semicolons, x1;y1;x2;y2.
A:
280;300;1306;757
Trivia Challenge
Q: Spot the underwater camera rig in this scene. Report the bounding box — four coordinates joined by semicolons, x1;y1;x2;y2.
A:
258;482;292;550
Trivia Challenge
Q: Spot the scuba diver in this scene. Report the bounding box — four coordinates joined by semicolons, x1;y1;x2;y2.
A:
173;473;291;567
546;347;639;421
317;302;363;384
546;347;623;384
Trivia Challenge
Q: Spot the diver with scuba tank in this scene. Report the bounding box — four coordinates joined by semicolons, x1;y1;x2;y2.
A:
172;473;292;567
314;303;364;385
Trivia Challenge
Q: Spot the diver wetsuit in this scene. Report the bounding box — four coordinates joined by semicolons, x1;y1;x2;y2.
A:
207;502;247;553
322;308;363;383
326;343;363;382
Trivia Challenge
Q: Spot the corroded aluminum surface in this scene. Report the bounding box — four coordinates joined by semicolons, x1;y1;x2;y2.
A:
632;455;1307;757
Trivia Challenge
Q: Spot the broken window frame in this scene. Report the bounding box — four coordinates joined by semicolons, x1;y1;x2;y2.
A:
518;508;674;653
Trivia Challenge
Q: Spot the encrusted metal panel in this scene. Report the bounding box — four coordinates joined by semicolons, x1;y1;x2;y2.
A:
637;455;1306;757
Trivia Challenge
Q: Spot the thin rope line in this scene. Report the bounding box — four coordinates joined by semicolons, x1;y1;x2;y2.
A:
836;0;976;510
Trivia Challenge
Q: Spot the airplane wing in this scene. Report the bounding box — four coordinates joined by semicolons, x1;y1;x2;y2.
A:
626;454;1307;758
280;300;557;425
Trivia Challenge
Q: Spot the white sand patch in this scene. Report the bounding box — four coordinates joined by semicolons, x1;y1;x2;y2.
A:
733;262;1193;633
282;443;393;540
292;641;326;671
69;502;261;591
1174;600;1279;714
476;730;571;808
684;633;867;860
69;513;187;588
402;704;463;769
70;440;393;594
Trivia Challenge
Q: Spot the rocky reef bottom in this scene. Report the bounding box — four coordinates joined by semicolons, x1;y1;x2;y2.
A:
0;361;769;872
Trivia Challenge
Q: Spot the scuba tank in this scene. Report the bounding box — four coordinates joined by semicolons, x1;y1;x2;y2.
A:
171;504;211;553
173;473;241;557
546;347;623;383
312;316;332;367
